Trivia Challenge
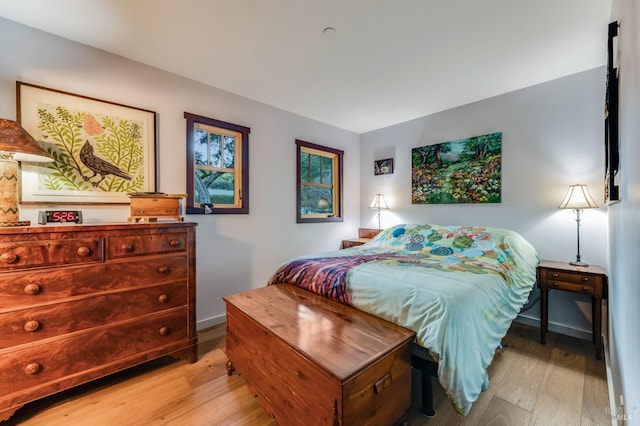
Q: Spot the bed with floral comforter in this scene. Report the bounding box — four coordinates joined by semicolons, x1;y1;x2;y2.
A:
267;224;539;416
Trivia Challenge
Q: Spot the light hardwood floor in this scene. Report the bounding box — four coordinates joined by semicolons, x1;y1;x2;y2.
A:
7;322;610;426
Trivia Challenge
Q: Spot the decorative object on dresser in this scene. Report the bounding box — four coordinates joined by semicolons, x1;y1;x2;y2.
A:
0;119;53;227
224;284;415;426
0;222;197;423
558;184;599;266
128;193;186;222
537;260;607;360
368;194;389;229
340;227;381;249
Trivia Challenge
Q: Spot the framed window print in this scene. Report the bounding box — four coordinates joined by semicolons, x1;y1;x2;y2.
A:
184;112;250;214
296;139;343;223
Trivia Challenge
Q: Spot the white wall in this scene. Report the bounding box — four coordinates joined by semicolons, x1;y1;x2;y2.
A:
360;68;608;337
0;18;360;329
608;0;640;424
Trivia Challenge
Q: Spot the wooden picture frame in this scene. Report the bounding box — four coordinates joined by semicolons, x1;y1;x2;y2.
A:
412;132;502;204
17;82;157;204
604;21;620;205
374;158;394;175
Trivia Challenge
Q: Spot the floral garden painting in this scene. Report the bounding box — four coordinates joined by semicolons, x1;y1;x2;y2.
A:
412;132;502;204
18;82;156;204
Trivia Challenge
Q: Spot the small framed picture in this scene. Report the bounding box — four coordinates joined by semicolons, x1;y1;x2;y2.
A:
374;158;393;175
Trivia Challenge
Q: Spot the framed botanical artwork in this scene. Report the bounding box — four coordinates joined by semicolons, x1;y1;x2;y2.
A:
17;82;157;204
412;132;502;204
374;158;394;175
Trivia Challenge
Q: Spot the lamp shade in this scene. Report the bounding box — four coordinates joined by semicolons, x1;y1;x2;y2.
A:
0;118;52;227
558;184;598;210
368;194;389;210
0;118;52;162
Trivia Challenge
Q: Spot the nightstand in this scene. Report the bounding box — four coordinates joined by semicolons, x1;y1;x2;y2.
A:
340;228;381;249
537;260;608;359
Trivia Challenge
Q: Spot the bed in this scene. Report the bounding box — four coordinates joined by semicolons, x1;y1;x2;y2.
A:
267;223;539;416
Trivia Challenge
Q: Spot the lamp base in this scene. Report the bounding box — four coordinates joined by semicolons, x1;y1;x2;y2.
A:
569;260;589;267
0;220;31;227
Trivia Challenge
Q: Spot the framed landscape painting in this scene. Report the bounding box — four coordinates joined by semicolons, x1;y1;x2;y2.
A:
412;132;502;204
17;82;157;204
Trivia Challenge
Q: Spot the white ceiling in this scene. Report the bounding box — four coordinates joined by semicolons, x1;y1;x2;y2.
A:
0;0;612;134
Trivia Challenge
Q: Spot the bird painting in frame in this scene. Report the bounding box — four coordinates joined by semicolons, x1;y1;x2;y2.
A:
79;140;132;187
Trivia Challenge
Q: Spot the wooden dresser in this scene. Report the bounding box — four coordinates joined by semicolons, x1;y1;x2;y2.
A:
0;222;197;422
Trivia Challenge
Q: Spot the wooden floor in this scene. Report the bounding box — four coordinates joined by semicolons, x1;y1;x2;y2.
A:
7;322;610;426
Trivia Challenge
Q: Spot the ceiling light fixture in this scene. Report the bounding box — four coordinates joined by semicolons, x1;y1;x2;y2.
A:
322;27;336;37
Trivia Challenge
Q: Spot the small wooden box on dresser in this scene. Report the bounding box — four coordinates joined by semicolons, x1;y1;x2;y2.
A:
0;222;197;423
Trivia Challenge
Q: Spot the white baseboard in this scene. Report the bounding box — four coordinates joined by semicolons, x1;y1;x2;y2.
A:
515;315;592;341
197;314;226;331
603;335;617;426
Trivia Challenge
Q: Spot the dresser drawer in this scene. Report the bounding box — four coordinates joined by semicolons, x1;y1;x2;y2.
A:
0;307;188;396
0;238;103;271
108;232;187;259
0;282;187;349
0;255;188;309
544;270;596;295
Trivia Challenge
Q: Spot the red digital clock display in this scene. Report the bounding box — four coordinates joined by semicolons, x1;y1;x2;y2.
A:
49;211;78;222
39;210;83;224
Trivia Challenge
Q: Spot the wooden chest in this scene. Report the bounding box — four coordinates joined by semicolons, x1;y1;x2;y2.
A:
224;284;415;426
0;222;197;422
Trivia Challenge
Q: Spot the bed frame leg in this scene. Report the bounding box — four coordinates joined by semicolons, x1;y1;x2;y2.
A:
411;351;437;417
420;373;436;417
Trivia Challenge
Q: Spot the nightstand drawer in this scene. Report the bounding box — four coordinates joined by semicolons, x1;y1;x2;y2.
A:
545;270;595;285
341;239;367;249
546;279;594;295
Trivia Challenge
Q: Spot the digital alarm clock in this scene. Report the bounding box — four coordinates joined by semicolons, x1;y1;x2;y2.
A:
38;210;83;224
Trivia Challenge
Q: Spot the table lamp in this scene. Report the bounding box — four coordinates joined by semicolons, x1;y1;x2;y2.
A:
0;118;53;227
558;184;598;266
368;193;389;230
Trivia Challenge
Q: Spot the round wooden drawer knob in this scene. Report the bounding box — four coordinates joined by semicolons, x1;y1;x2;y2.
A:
158;326;171;336
582;286;590;292
0;252;17;264
24;320;40;332
121;243;134;253
24;363;40;375
168;239;179;247
157;266;169;274
23;284;40;295
77;246;91;257
158;294;169;303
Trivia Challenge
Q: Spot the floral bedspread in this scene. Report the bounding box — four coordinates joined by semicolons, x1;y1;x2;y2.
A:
268;224;539;415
